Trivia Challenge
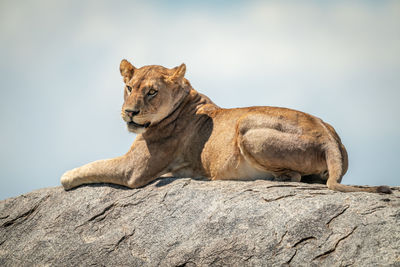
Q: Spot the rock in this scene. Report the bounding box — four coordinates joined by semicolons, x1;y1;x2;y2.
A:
0;178;399;266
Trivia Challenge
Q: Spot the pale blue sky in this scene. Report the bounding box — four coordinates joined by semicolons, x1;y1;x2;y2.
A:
0;0;399;200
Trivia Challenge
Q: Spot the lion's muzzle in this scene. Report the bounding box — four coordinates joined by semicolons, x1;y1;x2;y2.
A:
128;121;150;128
125;109;140;118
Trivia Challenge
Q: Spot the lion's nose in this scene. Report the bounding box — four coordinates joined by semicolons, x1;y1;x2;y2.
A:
125;109;139;117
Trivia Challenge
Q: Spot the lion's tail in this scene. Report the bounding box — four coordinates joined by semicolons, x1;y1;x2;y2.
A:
325;141;392;194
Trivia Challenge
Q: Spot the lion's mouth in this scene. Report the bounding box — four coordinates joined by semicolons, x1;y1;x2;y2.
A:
127;121;151;128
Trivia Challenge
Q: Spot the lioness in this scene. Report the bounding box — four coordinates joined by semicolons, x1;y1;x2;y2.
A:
61;60;392;194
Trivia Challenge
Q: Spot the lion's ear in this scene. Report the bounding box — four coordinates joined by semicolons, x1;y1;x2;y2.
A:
165;63;186;84
120;59;135;83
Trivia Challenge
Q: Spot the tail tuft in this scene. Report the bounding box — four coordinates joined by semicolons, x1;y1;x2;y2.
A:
376;186;392;194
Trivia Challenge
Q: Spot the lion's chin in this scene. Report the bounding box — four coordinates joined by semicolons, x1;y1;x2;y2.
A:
127;121;151;134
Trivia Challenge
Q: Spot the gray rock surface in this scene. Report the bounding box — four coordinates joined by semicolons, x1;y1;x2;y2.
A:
0;178;399;266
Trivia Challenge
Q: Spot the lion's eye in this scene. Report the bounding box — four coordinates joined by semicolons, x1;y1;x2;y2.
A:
126;86;132;92
147;89;157;96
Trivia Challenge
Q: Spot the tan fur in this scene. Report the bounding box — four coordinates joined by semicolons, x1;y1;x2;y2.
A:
61;60;392;194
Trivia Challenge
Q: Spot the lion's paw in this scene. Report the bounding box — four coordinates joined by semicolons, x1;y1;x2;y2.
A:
60;170;75;190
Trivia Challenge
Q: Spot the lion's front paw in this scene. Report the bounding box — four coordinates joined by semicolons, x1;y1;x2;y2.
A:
60;170;76;190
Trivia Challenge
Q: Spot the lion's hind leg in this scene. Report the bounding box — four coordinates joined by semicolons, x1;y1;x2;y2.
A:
273;171;301;182
238;127;325;182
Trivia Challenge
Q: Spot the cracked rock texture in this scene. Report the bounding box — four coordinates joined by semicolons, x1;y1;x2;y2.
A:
0;178;399;266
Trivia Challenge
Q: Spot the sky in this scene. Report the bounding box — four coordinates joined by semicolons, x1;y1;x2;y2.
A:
0;0;399;200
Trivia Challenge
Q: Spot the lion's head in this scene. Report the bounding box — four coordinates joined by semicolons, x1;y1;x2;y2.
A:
119;59;189;134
